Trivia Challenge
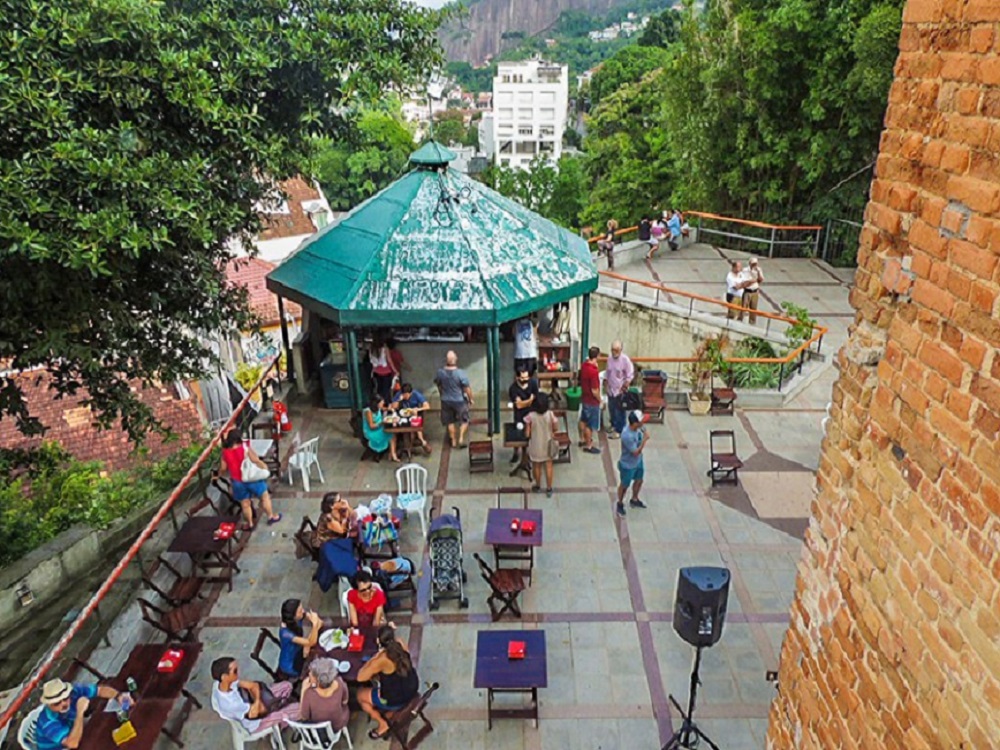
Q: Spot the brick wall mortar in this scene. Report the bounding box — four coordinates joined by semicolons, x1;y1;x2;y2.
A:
767;2;1000;747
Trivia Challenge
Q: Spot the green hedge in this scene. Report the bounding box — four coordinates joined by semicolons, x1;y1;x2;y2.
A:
0;440;209;568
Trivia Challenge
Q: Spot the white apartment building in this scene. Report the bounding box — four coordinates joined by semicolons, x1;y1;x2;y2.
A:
492;59;569;170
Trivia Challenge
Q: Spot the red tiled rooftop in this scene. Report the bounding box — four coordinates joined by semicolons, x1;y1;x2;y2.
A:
224;257;302;326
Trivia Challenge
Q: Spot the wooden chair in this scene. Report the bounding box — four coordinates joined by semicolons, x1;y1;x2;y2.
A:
138;597;202;641
496;486;528;509
641;370;666;424
141;555;205;607
294;515;321;562
710;372;737;416
383;682;440;750
708;430;743;486
468;439;494;473
553;431;572;464
250;627;282;682
473;553;527;621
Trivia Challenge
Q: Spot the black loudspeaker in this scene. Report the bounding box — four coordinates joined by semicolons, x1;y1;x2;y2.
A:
673;567;731;648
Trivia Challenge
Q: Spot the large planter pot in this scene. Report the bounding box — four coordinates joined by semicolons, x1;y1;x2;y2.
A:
687;393;712;415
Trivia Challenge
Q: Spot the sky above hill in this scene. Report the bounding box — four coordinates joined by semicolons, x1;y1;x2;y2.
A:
411;0;451;7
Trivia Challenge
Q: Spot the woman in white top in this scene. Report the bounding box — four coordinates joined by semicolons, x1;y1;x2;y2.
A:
725;261;749;321
369;336;398;405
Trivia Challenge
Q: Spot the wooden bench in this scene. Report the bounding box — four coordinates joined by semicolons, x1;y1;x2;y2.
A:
468;439;495;473
385;682;440;750
708;430;743;486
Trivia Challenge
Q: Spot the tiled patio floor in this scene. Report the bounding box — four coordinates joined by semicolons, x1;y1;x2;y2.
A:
79;252;850;750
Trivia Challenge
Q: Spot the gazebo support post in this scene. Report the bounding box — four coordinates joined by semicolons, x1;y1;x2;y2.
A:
277;296;294;383
485;326;496;436
581;293;591;363
345;328;364;416
491;324;502;434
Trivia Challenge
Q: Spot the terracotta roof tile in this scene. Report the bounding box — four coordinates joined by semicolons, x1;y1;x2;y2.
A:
0;372;201;472
224;257;302;326
259;176;325;241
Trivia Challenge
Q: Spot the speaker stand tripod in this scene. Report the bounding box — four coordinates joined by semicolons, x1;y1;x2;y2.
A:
662;646;721;750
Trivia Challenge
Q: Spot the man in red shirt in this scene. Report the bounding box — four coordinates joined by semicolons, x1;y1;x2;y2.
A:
578;346;602;455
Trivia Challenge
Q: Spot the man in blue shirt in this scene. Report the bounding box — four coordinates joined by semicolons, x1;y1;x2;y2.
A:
36;677;124;750
616;412;650;517
391;382;431;454
666;209;683;252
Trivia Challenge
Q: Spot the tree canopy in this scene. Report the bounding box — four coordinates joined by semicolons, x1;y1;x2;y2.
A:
581;0;904;227
0;0;445;440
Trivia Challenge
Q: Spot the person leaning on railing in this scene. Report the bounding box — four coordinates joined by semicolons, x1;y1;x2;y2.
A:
597;219;618;270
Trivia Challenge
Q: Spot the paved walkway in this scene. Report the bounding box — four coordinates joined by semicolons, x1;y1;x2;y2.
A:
76;248;853;750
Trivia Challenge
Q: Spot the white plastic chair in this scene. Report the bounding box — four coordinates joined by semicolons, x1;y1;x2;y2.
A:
286;720;352;749
288;437;324;492
395;463;429;538
211;689;286;750
17;706;43;750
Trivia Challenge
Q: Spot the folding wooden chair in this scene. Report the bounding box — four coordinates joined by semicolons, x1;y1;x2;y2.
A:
383;682;440;750
473;553;527;621
141;555;205;607
250;627;282;682
138;597;202;641
710;372;737;416
496;487;528;510
708;430;743;486
641;370;666;424
294;515;321;562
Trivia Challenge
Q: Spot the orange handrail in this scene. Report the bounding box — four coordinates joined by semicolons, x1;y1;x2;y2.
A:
587;225;639;244
0;357;282;734
686;210;823;232
597;270;828;366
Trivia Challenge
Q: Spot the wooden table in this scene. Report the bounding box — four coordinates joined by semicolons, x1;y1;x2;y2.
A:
474;630;547;729
384;419;421;460
484;508;543;583
76;642;203;750
536;371;573;407
503;422;532;481
167;516;241;591
309;623;379;684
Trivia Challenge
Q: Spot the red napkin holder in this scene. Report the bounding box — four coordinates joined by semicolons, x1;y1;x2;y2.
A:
508;641;526;659
348;633;365;652
214;522;236;540
520;520;536;535
411;416;423;427
157;648;185;673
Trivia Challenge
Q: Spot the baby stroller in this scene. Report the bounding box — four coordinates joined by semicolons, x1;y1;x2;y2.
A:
427;506;468;610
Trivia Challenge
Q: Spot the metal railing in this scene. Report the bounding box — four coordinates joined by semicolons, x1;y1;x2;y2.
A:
686;211;822;259
0;358;281;736
597;270;828;392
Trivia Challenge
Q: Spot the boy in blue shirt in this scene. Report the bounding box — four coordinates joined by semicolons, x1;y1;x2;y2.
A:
616;412;650;517
391;383;431;454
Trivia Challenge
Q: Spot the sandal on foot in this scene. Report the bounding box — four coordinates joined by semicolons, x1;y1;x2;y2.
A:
368;728;389;741
266;514;282;525
531;485;542;493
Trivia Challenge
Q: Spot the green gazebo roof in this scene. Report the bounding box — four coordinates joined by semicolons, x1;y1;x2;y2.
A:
265;145;598;327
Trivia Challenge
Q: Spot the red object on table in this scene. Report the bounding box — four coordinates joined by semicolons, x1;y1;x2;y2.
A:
520;520;536;535
214;522;236;540
157;649;185;673
348;632;365;652
508;641;526;659
510;517;520;533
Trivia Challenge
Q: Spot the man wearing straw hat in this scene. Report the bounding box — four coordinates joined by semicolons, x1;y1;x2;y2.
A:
742;257;765;324
36;677;124;750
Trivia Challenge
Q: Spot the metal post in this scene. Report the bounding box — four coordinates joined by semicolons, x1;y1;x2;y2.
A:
777;362;784;393
277;296;293;383
486;326;496;436
768;227;777;258
580;294;591;363
345;328;364;415
622;281;628;299
492;325;502;434
813;229;821;259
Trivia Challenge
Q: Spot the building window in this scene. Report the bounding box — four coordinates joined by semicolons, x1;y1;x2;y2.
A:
539;108;555;121
539;125;555;137
518;126;533;136
499;140;513;154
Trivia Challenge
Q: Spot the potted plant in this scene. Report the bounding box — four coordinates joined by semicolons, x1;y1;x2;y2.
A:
686;336;728;415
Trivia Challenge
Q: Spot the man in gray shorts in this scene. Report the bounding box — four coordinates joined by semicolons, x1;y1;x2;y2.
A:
435;350;473;448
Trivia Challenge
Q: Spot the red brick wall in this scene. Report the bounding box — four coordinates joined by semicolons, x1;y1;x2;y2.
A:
767;2;1000;748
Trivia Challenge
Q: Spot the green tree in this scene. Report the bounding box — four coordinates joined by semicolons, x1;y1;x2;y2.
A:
482;155;587;229
637;8;681;47
589;45;671;108
430;109;468;146
0;0;444;439
313;103;416;211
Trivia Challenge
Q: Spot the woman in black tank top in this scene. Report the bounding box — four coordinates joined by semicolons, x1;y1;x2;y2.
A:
357;626;420;740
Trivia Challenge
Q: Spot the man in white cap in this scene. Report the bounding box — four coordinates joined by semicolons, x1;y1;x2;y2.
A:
36;677;123;750
742;257;765;324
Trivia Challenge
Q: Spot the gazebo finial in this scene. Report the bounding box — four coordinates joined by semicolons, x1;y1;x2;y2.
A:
409;141;457;170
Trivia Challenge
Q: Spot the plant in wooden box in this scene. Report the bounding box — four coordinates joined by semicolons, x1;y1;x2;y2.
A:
686;336;727;415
